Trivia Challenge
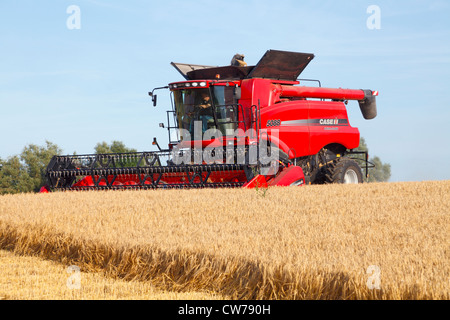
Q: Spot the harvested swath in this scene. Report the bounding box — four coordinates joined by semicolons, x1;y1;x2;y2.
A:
0;250;226;300
0;181;448;299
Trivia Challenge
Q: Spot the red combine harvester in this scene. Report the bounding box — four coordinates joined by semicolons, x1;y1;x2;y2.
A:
41;50;377;192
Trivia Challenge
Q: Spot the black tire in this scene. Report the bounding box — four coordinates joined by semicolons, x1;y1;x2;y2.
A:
324;158;363;184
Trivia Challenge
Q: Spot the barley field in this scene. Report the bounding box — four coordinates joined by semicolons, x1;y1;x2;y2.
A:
0;181;448;300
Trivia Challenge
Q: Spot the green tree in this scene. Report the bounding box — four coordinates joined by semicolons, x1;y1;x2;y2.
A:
94;141;138;168
0;155;32;194
356;137;391;182
0;141;62;194
94;141;137;154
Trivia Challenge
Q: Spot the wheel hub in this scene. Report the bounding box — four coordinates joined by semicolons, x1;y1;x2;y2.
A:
344;169;359;184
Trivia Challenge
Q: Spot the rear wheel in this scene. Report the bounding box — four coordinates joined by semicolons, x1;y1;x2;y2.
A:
325;158;363;184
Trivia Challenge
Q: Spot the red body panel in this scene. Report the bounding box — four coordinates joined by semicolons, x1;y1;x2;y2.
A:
267;165;305;187
243;165;305;189
243;175;269;189
237;79;361;158
307;100;359;155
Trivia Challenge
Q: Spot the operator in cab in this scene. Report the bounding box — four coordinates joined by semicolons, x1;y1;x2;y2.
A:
196;91;213;133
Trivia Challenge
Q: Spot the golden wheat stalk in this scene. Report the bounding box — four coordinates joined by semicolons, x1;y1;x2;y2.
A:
0;181;448;299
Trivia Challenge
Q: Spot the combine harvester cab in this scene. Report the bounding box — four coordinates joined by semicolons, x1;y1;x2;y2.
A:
42;50;377;192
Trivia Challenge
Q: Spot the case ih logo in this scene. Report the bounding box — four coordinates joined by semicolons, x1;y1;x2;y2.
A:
280;119;349;127
319;119;339;125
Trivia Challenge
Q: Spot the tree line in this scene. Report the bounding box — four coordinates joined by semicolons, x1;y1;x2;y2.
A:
0;141;136;195
0;139;391;195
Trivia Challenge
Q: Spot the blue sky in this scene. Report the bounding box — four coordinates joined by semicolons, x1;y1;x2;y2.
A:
0;0;449;182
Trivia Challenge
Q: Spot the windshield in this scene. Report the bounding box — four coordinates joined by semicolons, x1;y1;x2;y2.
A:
173;86;238;138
